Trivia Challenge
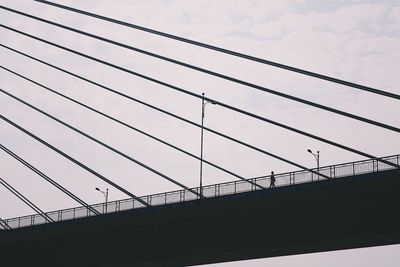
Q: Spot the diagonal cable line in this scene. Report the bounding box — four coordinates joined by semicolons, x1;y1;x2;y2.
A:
0;9;398;134
0;176;54;223
0;143;101;215
31;0;400;101
0;29;397;168
0;217;12;230
1;45;395;173
0;44;331;178
0;114;150;207
0;66;266;189
0;88;201;197
2;24;399;137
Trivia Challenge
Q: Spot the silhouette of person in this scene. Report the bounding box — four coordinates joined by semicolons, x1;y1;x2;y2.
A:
270;171;276;188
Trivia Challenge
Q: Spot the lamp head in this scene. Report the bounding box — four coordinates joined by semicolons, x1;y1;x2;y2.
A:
95;187;100;191
307;149;312;153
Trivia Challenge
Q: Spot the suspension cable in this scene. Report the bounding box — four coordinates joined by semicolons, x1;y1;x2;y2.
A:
0;143;101;215
0;45;332;177
0;176;54;223
0;114;150;207
0;88;201;197
0;29;397;168
1;44;395;171
0;66;267;188
0;217;12;230
30;0;400;101
0;14;398;134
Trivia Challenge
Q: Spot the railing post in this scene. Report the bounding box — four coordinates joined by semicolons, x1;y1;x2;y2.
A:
352;162;355;175
31;215;34;227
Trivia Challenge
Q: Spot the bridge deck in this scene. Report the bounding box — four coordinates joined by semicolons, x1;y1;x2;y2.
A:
2;154;399;230
0;168;399;266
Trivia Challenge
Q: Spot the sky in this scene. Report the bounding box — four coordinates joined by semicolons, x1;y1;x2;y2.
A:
0;0;399;266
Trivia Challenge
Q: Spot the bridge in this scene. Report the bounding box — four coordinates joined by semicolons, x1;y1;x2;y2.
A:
0;1;399;267
1;154;399;229
0;156;399;266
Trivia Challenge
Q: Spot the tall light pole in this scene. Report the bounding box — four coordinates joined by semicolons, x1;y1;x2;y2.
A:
307;149;320;181
95;187;109;213
199;93;217;199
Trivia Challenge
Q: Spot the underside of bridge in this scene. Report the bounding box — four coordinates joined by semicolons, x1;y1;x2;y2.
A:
1;169;399;267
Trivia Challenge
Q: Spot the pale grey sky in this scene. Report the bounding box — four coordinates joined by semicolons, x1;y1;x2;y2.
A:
0;0;399;266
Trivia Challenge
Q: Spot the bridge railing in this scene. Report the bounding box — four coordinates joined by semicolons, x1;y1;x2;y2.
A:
2;154;399;230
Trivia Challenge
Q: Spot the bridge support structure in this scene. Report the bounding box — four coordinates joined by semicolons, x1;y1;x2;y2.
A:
0;169;399;266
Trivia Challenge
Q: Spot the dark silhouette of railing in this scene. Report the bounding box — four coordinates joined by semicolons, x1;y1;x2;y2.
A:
2;154;399;230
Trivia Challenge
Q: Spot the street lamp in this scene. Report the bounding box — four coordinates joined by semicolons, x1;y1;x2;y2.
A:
95;187;109;213
199;93;217;199
307;149;320;181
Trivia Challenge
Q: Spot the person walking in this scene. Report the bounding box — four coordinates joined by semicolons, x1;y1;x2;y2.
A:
270;171;276;188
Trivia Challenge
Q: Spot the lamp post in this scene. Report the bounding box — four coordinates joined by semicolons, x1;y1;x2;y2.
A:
95;187;109;213
199;93;217;199
307;149;320;181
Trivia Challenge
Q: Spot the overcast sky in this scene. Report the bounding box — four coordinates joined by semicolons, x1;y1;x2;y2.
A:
0;0;399;266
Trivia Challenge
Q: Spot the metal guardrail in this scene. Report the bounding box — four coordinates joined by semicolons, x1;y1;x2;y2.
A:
1;154;399;230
